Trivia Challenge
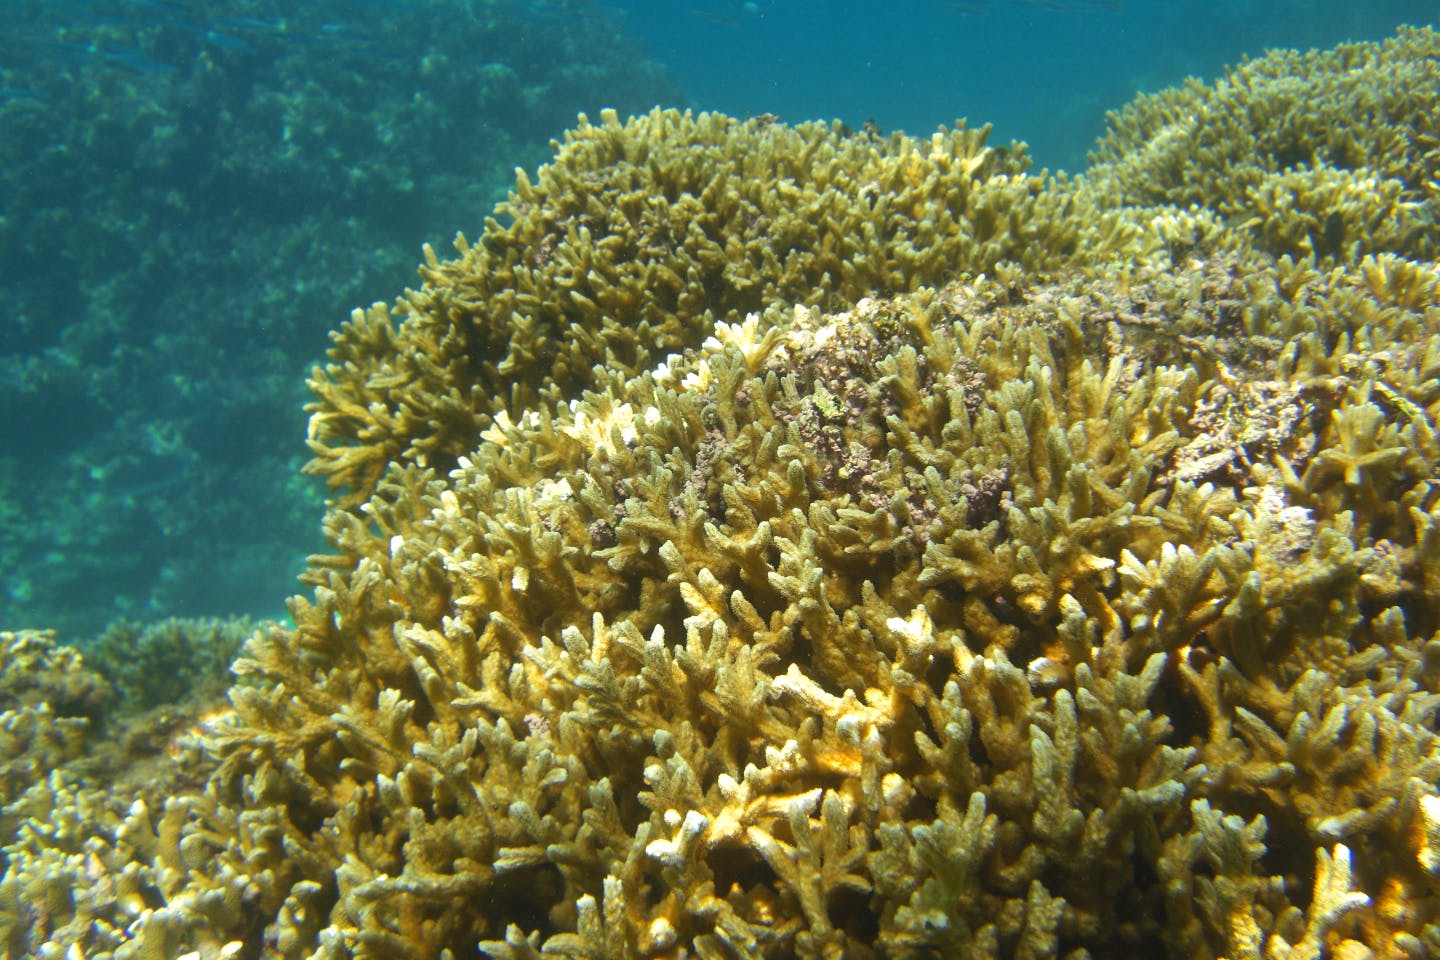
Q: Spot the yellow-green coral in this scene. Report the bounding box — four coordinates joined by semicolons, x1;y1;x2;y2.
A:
1086;25;1440;261
0;624;271;960
9;24;1440;960
0;631;108;814
305;107;1129;507
85;618;252;717
73;255;1439;957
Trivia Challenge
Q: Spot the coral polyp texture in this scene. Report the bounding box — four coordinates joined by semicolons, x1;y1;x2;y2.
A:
1085;25;1440;262
7;24;1440;960
304;107;1121;507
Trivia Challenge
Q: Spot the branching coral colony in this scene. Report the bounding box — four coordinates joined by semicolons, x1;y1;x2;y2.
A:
5;23;1440;960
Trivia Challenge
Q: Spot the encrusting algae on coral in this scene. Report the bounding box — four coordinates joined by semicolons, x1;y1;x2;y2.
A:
6;23;1440;960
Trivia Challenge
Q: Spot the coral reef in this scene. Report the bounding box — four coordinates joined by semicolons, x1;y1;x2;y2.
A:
0;631;109;823
0;0;681;638
0;625;252;960
305;107;1130;507
85;618;252;718
193;258;1440;958
6;23;1440;960
1085;25;1440;261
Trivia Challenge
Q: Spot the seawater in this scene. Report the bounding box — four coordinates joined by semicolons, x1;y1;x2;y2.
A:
608;0;1439;169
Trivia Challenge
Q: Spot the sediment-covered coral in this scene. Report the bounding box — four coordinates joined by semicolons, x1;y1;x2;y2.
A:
8;24;1440;960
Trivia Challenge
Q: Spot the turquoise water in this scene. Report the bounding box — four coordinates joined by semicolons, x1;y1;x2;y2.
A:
0;0;1435;641
609;0;1439;168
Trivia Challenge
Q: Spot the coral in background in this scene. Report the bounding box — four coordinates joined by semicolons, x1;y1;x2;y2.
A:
0;631;109;820
7;23;1440;960
85;618;252;717
0;623;253;959
0;0;682;638
1086;25;1440;261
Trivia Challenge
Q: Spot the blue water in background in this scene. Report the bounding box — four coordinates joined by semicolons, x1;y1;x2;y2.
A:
608;0;1439;169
